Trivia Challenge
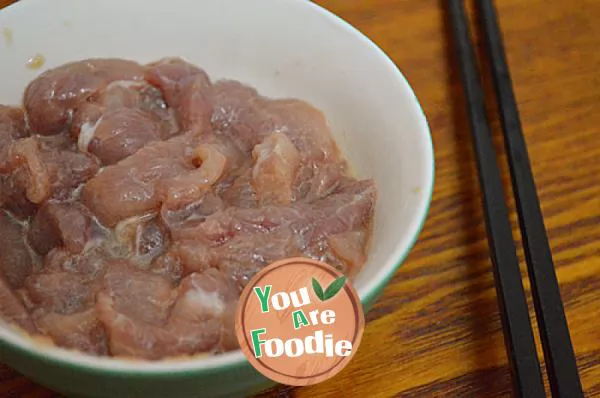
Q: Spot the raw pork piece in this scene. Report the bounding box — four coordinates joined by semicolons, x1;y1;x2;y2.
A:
170;269;239;351
73;82;179;165
158;135;248;209
216;228;301;289
28;202;95;255
218;169;258;209
211;81;339;163
211;80;269;152
210;82;346;204
24;59;146;136
146;58;214;135
324;230;368;275
0;106;28;171
81;134;199;227
159;190;225;233
150;240;217;281
101;260;176;326
33;308;107;355
293;161;349;202
291;179;376;249
194;179;374;244
82;131;244;227
114;214;170;266
25;271;97;315
84;108;166;166
96;292;220;360
0;107;36;217
0;211;34;289
174;179;375;287
44;245;112;281
96;269;236;359
261;98;340;163
251;132;301;206
0;276;37;333
3;136;100;204
219;152;347;208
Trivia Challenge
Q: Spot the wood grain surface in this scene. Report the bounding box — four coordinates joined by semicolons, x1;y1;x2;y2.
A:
1;0;599;397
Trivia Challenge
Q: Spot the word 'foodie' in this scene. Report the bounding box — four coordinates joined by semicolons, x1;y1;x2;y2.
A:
249;284;353;359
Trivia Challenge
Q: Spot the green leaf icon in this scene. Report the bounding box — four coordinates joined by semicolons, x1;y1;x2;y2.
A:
323;276;347;301
312;278;325;301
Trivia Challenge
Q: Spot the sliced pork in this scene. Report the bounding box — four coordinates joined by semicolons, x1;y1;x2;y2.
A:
24;59;145;136
0;56;377;361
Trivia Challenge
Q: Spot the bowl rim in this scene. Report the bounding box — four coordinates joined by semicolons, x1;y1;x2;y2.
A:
0;0;435;375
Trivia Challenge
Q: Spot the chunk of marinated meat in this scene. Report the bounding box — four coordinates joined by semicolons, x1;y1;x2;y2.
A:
292;179;377;248
156;157;221;209
145;58;205;107
0;174;37;219
76;80;179;137
24;59;145;136
177;74;214;136
261;99;339;163
160;190;225;233
137;84;179;133
155;226;291;287
170;269;238;350
96;268;235;359
212;84;339;162
152;240;217;279
85;108;166;165
216;228;301;289
170;269;238;323
211;80;269;152
146;58;213;135
293;161;348;202
33;308;107;355
25;272;95;314
15;288;36;311
218;169;258;209
43;248;77;273
149;252;184;283
0;105;27;139
28;202;94;255
177;180;375;286
0;211;34;289
96;292;220;360
44;246;111;280
101;261;176;325
157;136;247;208
7;137;100;204
326;230;368;276
0;276;37;333
114;214;170;265
252;132;300;206
182;205;302;244
0;106;28;171
81;134;200;227
220;154;345;209
219;301;240;351
73;82;178;165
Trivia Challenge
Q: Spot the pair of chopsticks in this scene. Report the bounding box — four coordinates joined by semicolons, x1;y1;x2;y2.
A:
446;1;584;397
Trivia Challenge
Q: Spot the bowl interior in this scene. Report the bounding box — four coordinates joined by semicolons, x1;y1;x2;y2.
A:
0;0;433;372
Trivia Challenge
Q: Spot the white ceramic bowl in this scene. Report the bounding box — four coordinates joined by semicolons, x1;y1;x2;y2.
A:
0;0;434;397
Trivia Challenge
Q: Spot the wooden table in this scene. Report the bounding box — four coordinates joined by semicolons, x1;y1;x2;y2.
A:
1;0;599;397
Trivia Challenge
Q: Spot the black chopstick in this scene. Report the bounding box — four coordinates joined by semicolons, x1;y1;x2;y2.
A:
476;1;584;397
446;1;547;397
